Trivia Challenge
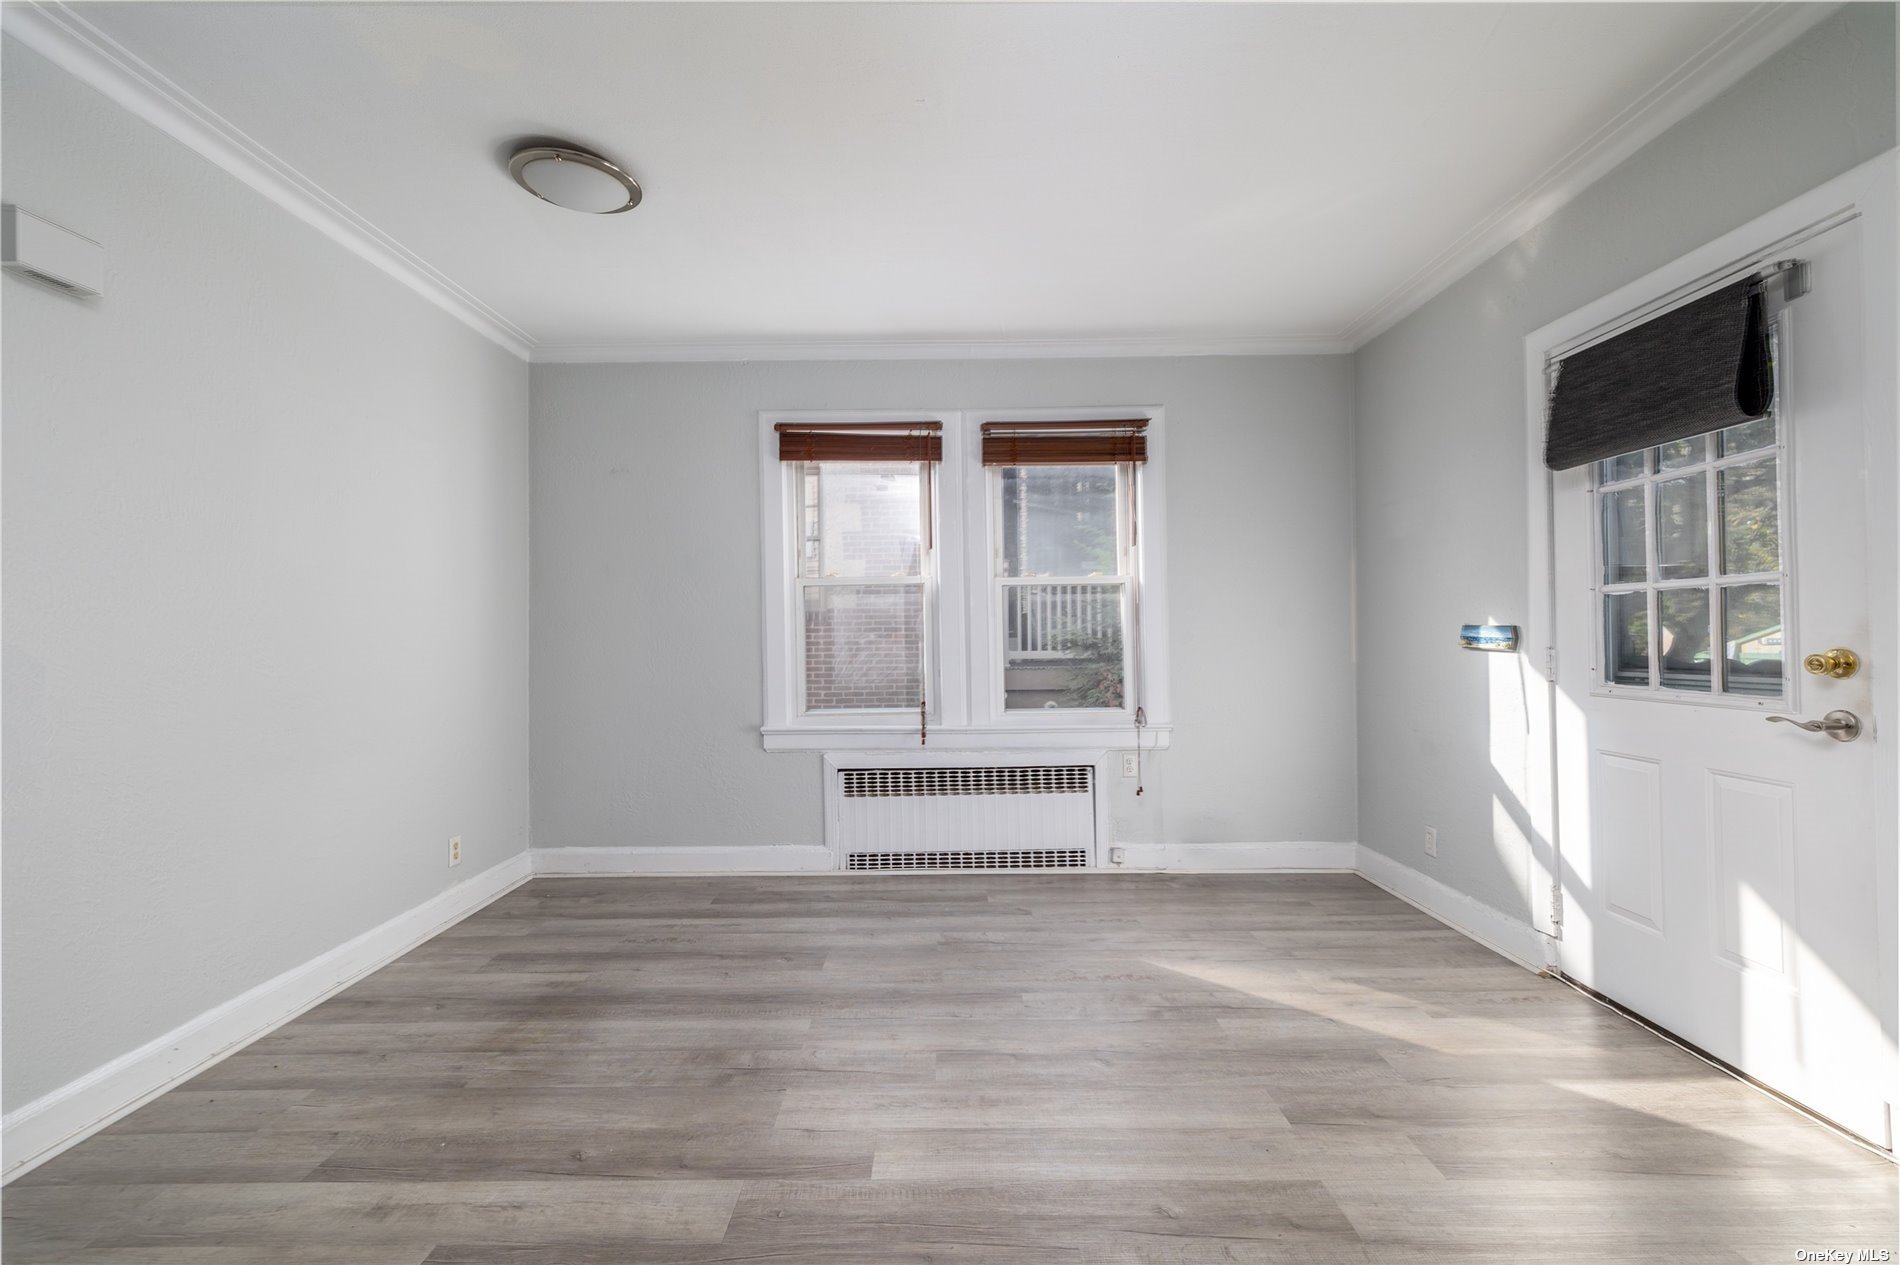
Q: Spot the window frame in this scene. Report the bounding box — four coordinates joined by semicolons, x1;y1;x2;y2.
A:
790;459;939;718
1586;347;1798;712
759;408;1172;751
985;461;1137;722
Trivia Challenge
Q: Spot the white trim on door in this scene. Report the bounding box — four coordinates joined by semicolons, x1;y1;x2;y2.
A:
1521;148;1899;1105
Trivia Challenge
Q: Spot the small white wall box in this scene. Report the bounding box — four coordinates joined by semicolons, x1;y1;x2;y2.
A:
2;206;105;297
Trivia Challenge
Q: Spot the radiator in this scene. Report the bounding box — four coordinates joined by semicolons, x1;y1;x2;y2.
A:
835;765;1095;871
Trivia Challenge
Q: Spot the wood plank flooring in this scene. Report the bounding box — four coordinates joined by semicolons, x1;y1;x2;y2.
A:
7;873;1894;1263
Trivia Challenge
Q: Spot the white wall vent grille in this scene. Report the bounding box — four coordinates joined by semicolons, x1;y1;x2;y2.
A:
833;764;1096;868
847;848;1088;871
841;766;1091;797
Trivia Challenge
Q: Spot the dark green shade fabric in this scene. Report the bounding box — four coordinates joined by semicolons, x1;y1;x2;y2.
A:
1544;278;1773;471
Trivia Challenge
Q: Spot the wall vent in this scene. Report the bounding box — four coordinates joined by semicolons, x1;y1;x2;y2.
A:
834;764;1096;869
841;766;1091;797
847;848;1088;871
2;206;105;297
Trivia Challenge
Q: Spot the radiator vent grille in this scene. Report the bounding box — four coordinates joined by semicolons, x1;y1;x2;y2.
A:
840;766;1091;798
846;848;1089;871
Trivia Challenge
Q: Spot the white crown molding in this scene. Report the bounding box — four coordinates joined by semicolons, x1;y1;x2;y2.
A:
531;335;1352;364
1;2;536;360
1340;1;1841;351
3;0;1837;366
1;852;532;1183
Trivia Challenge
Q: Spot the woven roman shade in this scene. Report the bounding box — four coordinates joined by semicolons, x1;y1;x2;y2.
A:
776;421;942;463
1543;278;1773;471
980;419;1149;466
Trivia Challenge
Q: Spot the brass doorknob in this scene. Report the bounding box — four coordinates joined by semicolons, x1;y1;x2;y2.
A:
1802;648;1860;679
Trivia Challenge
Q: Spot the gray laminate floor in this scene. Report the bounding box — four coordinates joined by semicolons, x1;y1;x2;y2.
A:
6;873;1895;1263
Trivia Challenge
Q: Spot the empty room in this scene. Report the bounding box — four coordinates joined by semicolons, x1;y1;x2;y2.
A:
2;1;1897;1260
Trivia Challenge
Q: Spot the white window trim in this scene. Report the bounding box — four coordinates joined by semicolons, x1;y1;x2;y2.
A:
963;407;1172;736
759;407;1173;752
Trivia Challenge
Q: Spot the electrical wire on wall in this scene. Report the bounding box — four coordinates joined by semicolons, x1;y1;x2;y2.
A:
1133;706;1147;796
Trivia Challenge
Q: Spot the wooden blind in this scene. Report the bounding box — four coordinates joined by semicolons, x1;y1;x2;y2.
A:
776;421;942;463
980;419;1148;466
1544;278;1773;471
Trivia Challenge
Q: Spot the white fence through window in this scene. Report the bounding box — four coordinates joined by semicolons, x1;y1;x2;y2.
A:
1006;583;1120;658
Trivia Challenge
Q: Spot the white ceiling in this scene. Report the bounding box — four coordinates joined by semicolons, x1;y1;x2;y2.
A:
23;2;1830;358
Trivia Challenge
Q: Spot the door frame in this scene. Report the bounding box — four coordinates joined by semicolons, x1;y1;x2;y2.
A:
1519;149;1898;1047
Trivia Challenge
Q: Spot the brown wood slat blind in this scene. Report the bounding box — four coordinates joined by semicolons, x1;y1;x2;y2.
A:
776;421;942;463
980;419;1148;466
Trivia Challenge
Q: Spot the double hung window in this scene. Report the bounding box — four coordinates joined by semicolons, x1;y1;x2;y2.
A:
760;411;1168;749
778;422;940;716
983;421;1144;715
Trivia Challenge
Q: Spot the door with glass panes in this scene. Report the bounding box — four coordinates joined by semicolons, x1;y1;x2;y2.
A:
1552;213;1890;1145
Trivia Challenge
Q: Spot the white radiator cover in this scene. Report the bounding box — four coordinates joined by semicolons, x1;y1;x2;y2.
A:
831;762;1098;870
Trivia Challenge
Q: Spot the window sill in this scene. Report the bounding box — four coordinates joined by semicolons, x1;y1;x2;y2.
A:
761;723;1173;752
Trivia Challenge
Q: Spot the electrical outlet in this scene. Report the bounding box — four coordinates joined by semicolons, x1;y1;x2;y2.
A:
1120;754;1139;778
1423;826;1438;858
1109;846;1127;865
448;836;463;867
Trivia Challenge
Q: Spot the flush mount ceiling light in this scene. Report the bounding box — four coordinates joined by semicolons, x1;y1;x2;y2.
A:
508;144;642;214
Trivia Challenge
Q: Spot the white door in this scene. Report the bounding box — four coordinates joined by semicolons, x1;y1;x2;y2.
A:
1552;212;1893;1147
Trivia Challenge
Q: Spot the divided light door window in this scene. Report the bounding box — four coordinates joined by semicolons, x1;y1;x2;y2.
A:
1595;412;1786;700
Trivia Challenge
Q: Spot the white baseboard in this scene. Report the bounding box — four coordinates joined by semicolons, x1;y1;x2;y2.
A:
1353;845;1551;973
1;851;533;1183
1108;841;1357;872
532;845;836;875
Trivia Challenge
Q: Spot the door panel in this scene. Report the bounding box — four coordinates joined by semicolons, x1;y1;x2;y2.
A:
1707;771;1794;975
1595;752;1664;933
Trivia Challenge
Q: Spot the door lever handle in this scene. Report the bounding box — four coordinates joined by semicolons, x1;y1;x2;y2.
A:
1766;709;1862;742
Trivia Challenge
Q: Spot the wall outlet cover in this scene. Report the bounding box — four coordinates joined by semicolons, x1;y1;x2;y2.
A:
448;836;463;867
1423;827;1438;858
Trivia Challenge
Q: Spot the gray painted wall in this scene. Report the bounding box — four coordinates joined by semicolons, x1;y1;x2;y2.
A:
1;39;532;1111
531;357;1356;853
1352;3;1898;919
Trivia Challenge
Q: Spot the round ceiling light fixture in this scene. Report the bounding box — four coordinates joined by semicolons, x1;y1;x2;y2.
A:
508;144;642;214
